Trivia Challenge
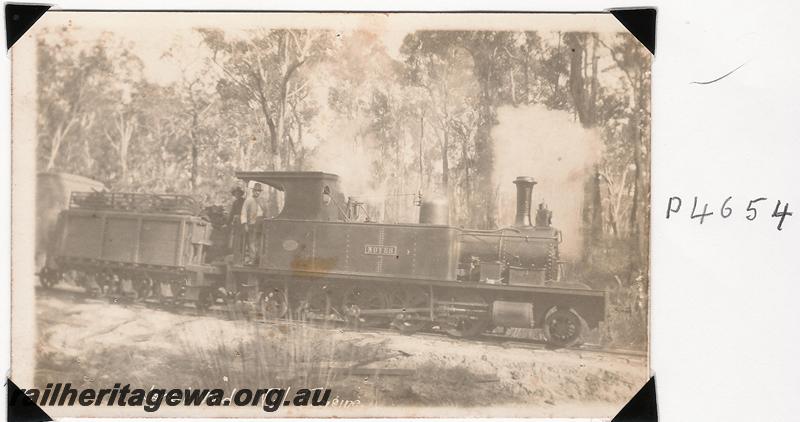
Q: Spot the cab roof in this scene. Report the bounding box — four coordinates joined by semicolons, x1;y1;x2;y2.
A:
234;171;340;192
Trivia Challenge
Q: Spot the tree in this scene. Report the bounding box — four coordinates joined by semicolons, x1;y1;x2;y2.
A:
37;30;145;188
103;106;137;187
599;34;652;271
401;35;479;222
563;32;600;127
37;29;113;172
198;28;332;170
401;31;517;228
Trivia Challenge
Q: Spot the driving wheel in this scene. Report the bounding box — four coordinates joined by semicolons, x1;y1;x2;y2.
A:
297;285;332;321
543;307;584;348
260;286;288;320
387;285;430;334
341;284;389;327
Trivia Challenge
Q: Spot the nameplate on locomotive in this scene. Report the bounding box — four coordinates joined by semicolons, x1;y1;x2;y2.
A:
364;245;398;256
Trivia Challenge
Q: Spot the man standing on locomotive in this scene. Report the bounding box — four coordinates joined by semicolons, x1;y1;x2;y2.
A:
240;182;268;265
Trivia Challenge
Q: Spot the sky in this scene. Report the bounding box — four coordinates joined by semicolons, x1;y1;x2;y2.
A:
32;11;628;85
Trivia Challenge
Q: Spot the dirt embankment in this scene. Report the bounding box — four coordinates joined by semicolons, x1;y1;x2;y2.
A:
33;289;648;418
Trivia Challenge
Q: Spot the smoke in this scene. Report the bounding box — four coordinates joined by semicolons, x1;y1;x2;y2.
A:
304;97;394;221
492;105;603;258
308;125;377;193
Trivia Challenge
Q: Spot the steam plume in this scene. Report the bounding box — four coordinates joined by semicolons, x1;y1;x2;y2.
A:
492;105;603;258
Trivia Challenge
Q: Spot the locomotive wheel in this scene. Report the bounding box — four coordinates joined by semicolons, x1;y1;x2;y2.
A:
543;307;584;348
387;286;429;334
341;285;389;328
297;285;332;321
259;286;288;320
443;291;489;338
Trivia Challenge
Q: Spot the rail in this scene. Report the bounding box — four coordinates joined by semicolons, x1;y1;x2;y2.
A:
69;191;199;215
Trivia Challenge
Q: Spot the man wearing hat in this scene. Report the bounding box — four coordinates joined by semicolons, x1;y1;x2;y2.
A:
240;182;268;264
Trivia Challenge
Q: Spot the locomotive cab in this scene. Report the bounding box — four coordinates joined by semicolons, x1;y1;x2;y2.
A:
235;171;348;222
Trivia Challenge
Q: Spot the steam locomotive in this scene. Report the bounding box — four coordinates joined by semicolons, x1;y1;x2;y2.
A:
40;171;606;347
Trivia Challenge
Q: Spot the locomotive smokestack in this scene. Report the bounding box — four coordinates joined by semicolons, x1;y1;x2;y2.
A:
512;176;537;227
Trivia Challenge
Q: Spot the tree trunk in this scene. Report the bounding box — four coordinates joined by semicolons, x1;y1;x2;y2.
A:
262;101;277;156
584;36;599;128
474;61;497;229
553;32;563;100
46;119;76;171
523;47;531;103
629;68;649;272
46;130;64;171
441;129;449;193
419;114;424;192
190;113;199;193
565;33;594;127
461;137;471;220
591;166;603;240
509;67;517;105
115;113;135;188
81;129;93;172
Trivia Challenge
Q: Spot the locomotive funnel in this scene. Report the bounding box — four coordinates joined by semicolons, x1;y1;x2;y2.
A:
512;176;537;227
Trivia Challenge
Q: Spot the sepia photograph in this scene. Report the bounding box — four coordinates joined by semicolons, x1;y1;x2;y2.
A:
11;11;651;418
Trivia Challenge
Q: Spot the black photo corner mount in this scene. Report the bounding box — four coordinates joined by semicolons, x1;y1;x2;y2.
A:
3;6;654;53
609;8;656;55
7;378;53;422
5;3;50;50
612;375;658;422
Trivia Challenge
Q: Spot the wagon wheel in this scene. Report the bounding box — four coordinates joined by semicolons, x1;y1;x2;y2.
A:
387;285;430;334
38;267;60;289
297;285;332;321
118;277;139;301
341;285;389;328
157;280;181;306
543;307;584;348
61;269;79;287
443;291;489;338
90;272;113;298
172;280;188;305
37;268;53;288
133;277;154;301
81;273;103;298
259;286;288;320
195;287;215;313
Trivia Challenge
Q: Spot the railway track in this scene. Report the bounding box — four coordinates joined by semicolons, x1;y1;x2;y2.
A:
37;283;646;360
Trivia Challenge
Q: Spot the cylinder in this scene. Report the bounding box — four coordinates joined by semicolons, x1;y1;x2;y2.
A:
512;176;537;227
491;301;535;328
419;198;449;225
